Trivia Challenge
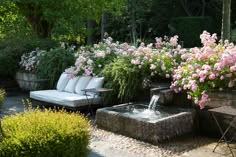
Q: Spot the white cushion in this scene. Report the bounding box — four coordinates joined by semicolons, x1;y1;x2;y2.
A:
64;76;79;93
85;77;105;95
75;76;92;95
56;73;70;91
30;90;101;107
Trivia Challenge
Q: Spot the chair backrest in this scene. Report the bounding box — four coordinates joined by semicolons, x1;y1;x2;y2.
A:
56;73;70;91
74;76;92;95
56;72;105;96
85;77;105;96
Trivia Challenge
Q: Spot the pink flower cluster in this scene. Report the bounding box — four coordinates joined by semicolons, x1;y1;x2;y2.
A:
171;31;236;109
19;48;46;72
155;35;179;48
66;35;184;80
200;31;217;47
130;35;185;78
66;37;135;77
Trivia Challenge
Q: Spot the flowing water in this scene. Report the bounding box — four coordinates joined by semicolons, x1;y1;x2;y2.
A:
120;95;162;120
148;94;160;110
131;94;161;119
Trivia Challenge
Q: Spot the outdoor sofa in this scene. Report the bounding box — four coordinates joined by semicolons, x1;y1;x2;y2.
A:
30;73;104;108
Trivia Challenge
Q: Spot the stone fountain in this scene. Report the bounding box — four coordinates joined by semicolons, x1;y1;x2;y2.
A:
96;85;196;144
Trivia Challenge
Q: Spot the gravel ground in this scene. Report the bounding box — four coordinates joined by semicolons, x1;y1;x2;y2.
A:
89;125;236;157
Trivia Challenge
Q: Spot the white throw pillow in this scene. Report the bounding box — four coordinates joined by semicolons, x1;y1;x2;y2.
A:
75;76;92;95
64;76;79;93
56;73;70;91
85;77;105;95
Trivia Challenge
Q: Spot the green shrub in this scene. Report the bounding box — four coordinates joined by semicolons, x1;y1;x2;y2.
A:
0;89;6;105
0;37;58;59
36;48;75;87
0;108;90;157
231;28;236;43
0;54;18;78
170;16;213;47
0;37;58;78
102;56;142;104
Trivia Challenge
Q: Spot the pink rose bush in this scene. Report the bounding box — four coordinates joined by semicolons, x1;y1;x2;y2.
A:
171;31;236;109
130;35;186;79
66;31;235;109
19;48;46;72
66;35;184;80
66;37;136;77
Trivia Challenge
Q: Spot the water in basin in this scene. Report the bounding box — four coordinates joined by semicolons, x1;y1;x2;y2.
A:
107;94;185;122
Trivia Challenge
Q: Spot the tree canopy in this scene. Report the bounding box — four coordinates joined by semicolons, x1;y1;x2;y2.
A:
0;0;125;40
0;0;235;43
0;1;31;39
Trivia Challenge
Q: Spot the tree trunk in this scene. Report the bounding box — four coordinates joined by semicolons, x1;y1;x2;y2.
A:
87;19;96;44
101;13;108;40
221;0;231;41
29;18;52;38
130;0;137;44
201;0;206;16
180;0;192;16
16;3;52;38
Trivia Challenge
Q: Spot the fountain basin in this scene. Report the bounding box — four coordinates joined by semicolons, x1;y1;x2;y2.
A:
96;103;196;144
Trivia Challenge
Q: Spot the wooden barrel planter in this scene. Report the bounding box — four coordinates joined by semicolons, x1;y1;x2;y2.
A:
15;72;49;91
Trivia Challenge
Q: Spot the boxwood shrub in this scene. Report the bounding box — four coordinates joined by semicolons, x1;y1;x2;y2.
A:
0;54;18;78
231;28;236;43
170;16;213;47
0;108;90;157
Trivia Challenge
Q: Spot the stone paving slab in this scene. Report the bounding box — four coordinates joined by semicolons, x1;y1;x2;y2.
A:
88;141;137;157
0;94;27;115
181;142;236;157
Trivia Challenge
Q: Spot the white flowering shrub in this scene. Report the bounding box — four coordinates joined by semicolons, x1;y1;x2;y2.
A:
19;48;46;73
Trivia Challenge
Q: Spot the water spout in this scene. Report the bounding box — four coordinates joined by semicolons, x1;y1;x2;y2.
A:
148;94;160;110
129;94;161;119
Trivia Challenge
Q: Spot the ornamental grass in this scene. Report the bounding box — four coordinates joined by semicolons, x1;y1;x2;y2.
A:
0;89;5;105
